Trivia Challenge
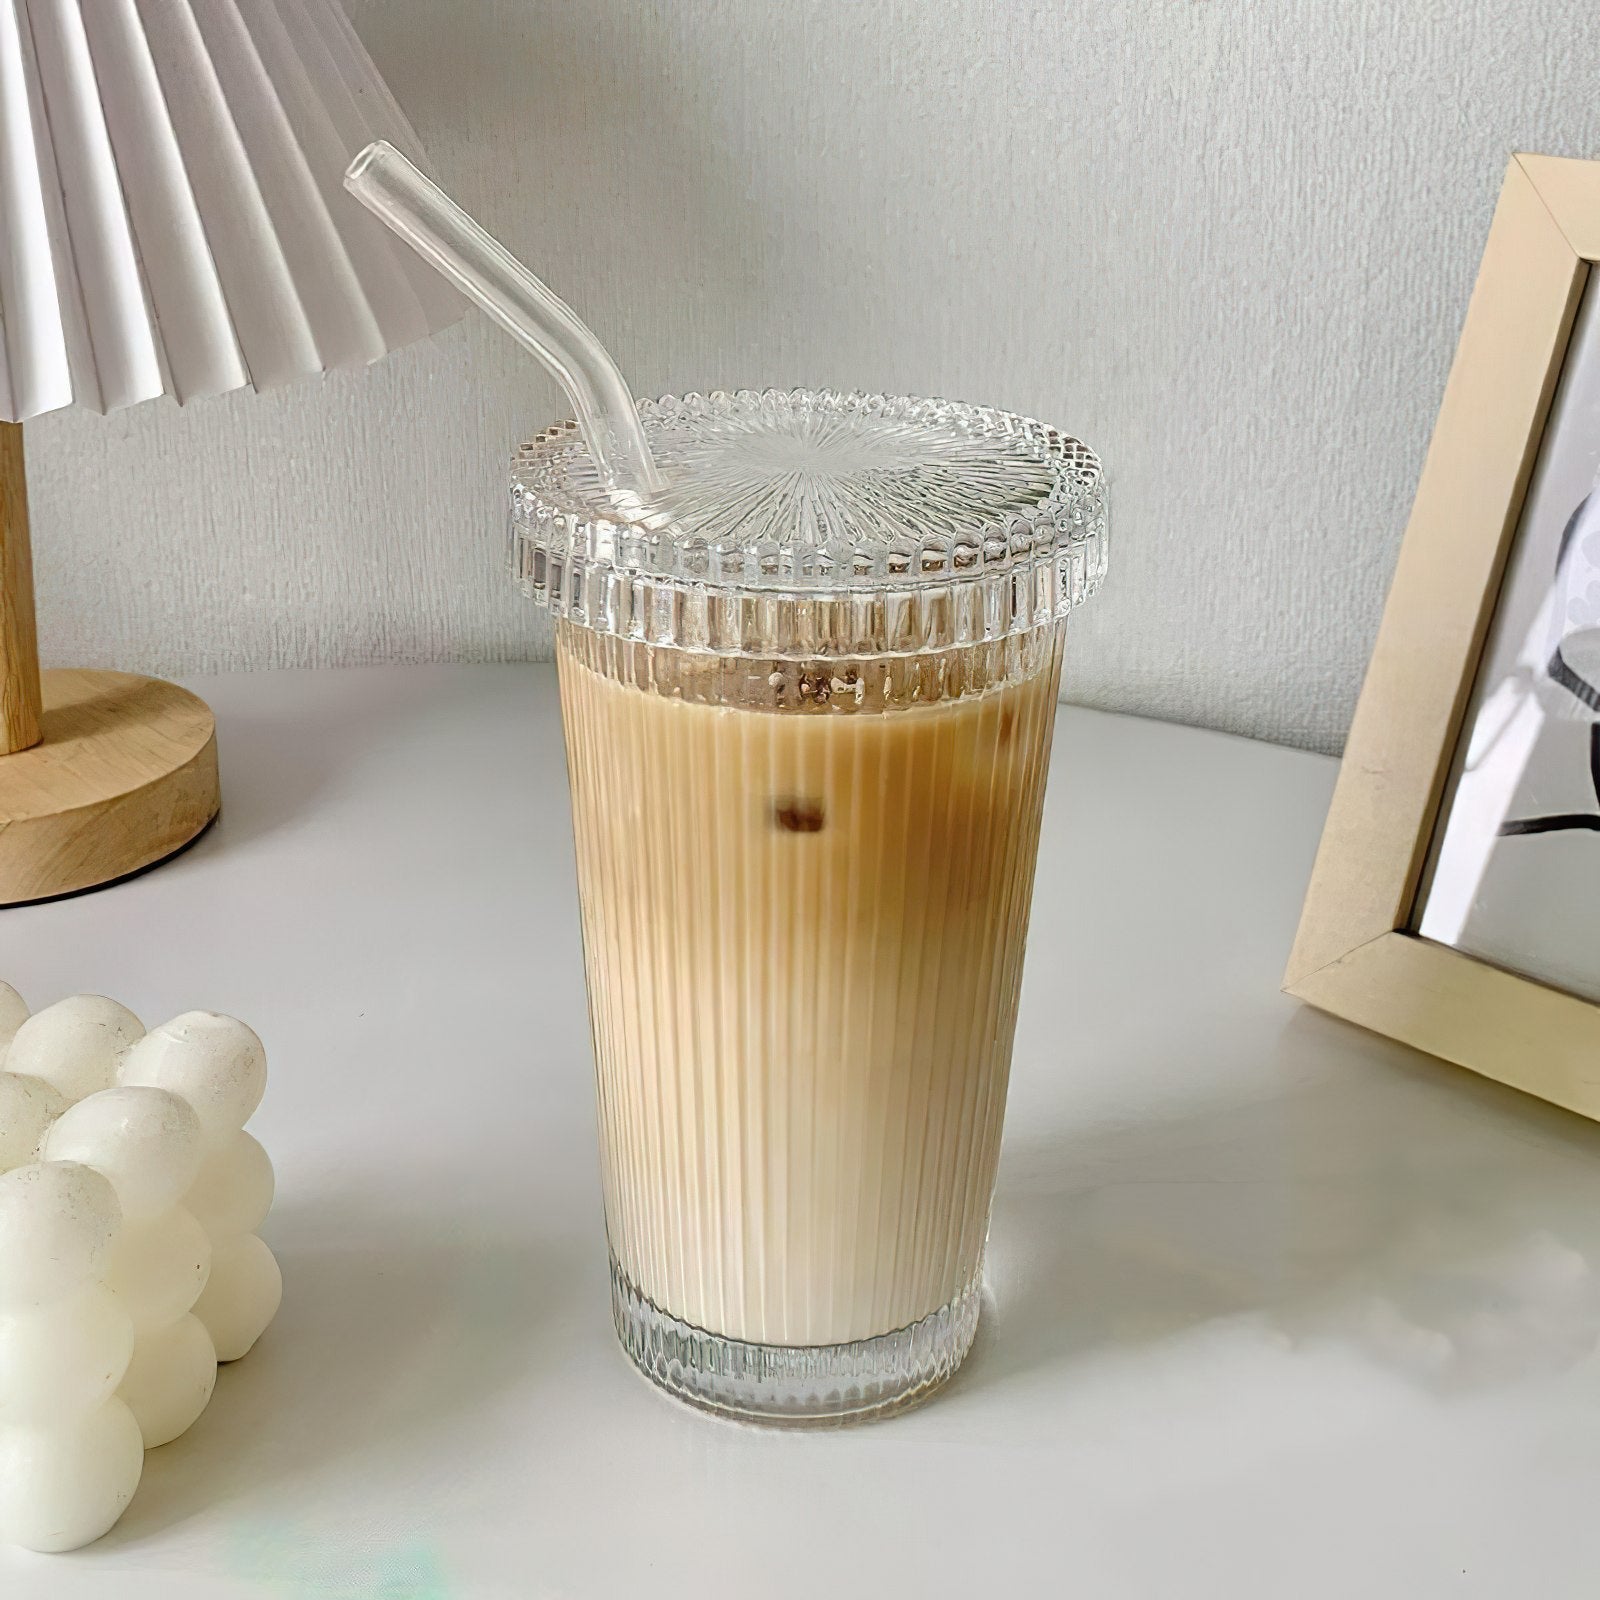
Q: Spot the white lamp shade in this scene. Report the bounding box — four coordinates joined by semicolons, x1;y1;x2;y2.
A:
0;0;463;422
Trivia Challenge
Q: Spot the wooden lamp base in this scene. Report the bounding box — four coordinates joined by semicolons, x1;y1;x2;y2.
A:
0;669;219;905
2;423;219;906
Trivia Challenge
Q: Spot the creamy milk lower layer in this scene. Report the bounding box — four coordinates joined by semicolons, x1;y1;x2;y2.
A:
558;637;1061;1346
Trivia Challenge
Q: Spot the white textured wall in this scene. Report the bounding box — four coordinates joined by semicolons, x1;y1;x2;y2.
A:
25;1;1600;752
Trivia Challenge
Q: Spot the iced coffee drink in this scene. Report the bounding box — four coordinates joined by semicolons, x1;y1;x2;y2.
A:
516;390;1106;1421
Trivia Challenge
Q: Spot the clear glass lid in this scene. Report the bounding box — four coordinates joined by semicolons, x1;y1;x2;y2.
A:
511;389;1107;656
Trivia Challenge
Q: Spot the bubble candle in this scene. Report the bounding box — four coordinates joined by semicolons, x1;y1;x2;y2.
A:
0;985;280;1552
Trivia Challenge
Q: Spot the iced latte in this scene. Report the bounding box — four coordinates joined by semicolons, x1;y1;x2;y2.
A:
517;390;1106;1421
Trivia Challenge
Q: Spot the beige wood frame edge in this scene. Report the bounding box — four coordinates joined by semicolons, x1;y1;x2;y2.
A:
1285;154;1600;1121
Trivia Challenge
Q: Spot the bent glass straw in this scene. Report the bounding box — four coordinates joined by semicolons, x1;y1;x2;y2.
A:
344;140;664;499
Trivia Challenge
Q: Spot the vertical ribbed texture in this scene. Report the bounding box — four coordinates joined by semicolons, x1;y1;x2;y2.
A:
558;623;1064;1348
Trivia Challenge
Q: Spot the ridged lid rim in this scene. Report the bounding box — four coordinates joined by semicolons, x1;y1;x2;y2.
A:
509;389;1107;654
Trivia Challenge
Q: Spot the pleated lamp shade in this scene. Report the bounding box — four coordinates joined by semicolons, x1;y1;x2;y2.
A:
0;0;463;421
0;0;463;904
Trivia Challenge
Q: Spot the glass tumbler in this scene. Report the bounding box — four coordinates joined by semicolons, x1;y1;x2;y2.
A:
512;390;1107;1423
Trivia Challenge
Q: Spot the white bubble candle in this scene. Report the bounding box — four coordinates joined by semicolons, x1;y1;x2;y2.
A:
0;985;281;1552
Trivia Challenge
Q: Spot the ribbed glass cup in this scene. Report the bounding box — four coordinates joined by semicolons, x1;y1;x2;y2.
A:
518;391;1105;1423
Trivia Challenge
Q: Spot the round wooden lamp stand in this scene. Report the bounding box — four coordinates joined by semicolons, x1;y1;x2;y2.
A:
0;423;219;906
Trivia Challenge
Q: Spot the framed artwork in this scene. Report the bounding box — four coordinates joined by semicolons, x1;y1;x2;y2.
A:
1287;152;1600;1120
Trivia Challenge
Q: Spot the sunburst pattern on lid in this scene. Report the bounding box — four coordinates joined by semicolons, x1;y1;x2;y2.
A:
511;390;1106;656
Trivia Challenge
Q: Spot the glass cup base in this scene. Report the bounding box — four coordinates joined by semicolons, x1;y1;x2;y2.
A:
609;1253;983;1427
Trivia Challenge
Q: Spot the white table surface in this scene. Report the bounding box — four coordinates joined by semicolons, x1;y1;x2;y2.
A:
8;664;1600;1598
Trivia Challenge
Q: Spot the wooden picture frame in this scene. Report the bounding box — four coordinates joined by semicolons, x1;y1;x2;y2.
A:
1286;152;1600;1120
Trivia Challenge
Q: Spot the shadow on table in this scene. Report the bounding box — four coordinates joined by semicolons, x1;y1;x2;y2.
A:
195;682;420;854
186;666;567;857
960;1008;1600;1402
100;1191;586;1546
198;705;340;853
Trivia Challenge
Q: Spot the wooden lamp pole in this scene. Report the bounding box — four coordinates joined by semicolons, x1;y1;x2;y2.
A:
1;423;43;754
0;422;219;904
